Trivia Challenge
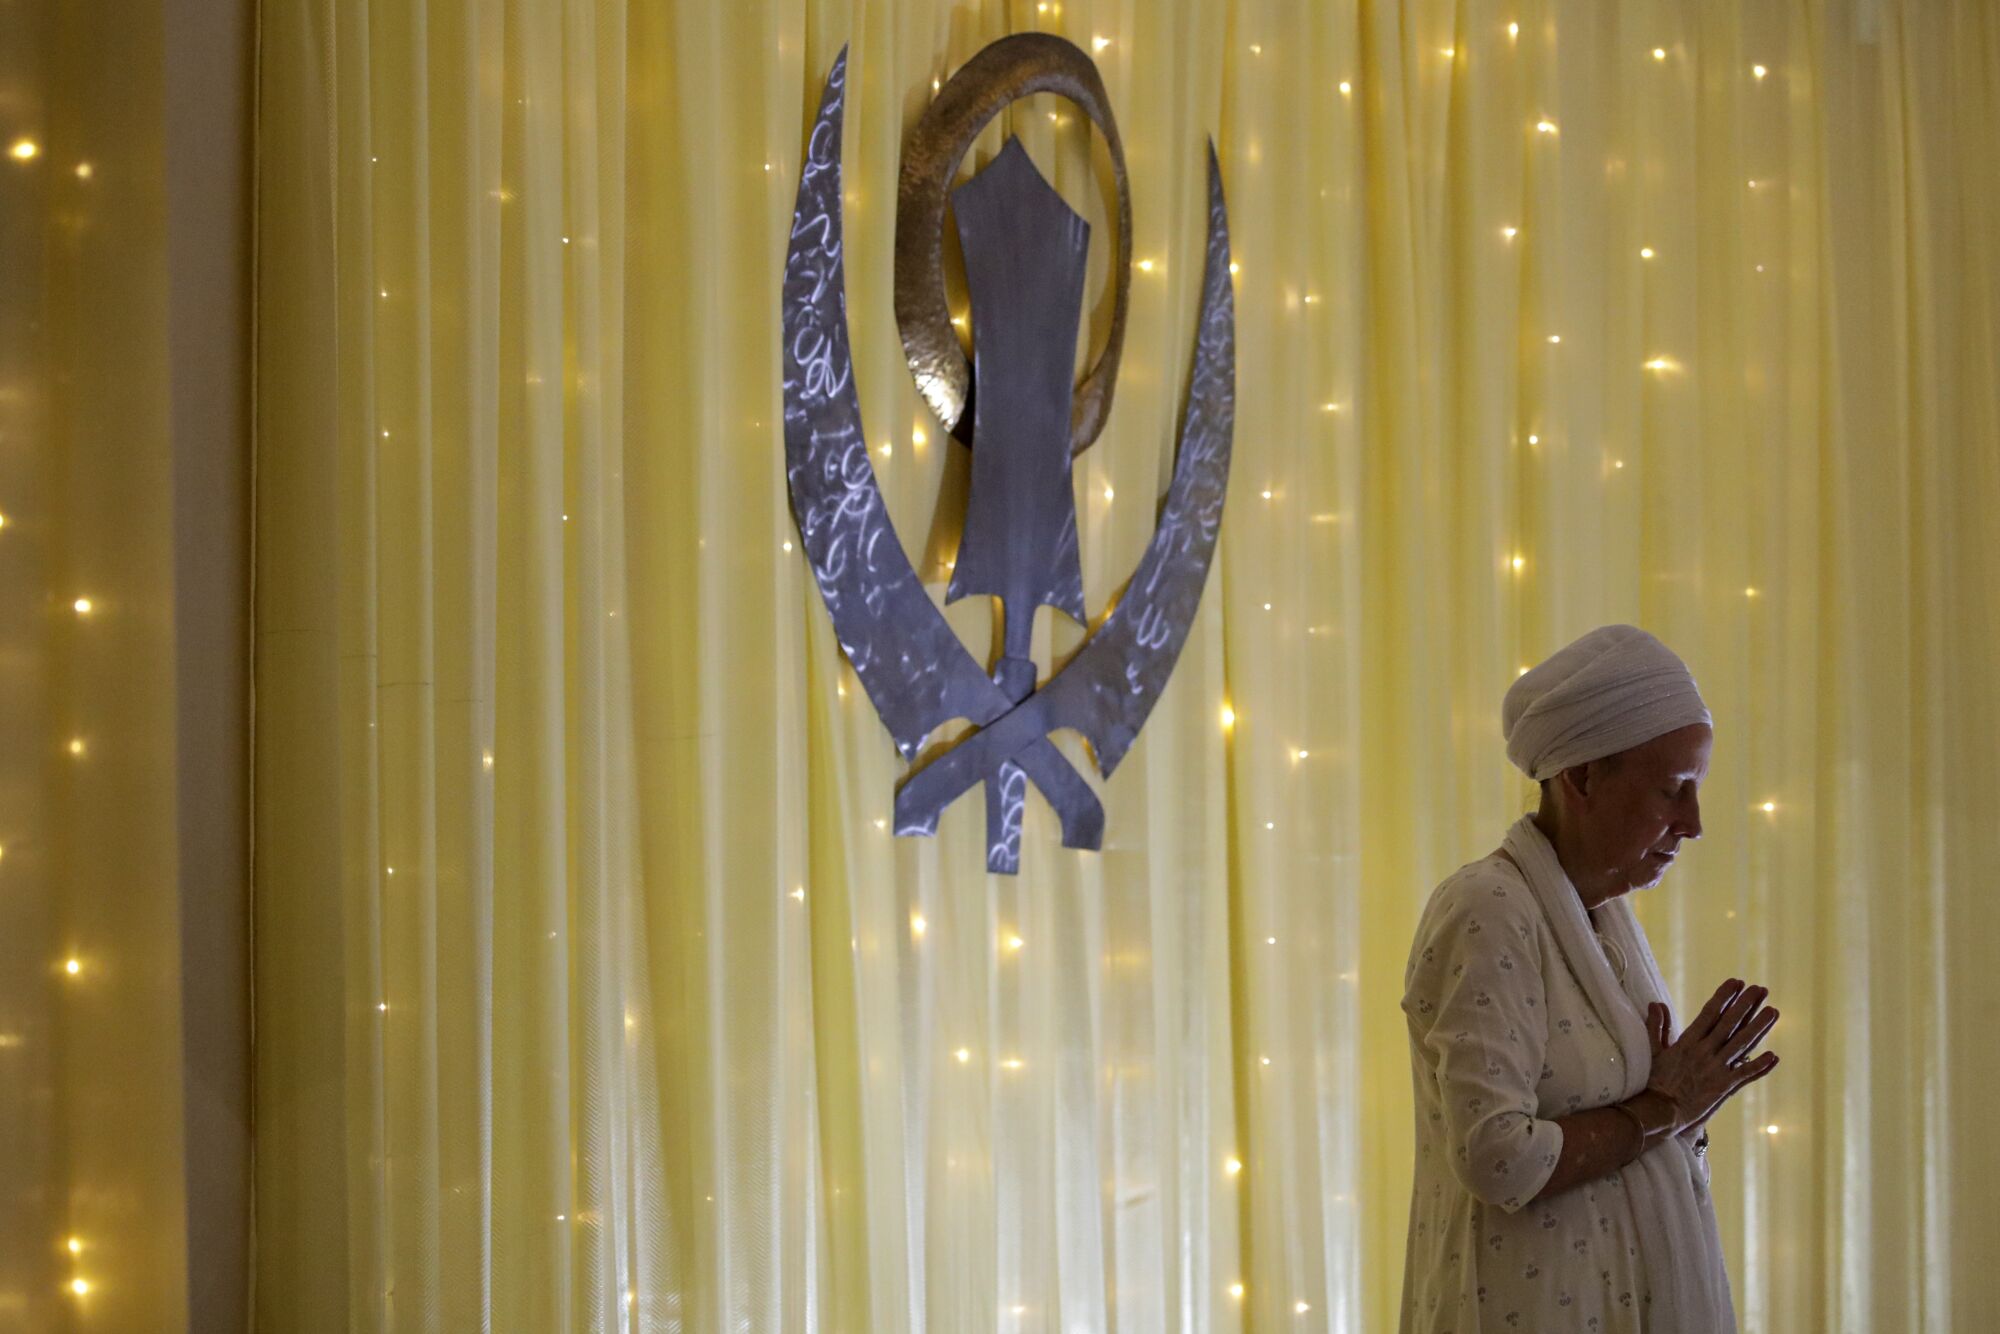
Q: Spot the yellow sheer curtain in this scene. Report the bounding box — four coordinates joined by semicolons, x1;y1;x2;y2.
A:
253;1;2000;1331
0;2;192;1330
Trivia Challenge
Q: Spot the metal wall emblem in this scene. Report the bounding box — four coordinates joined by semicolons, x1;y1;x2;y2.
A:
782;36;1235;874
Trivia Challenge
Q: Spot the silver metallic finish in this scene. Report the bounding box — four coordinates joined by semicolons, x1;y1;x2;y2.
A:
782;49;1105;868
894;33;1131;454
891;143;1235;837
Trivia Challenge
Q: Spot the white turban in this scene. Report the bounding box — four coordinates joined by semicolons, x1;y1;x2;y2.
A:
1502;625;1712;781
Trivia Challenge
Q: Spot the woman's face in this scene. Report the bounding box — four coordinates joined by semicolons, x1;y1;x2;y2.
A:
1572;723;1713;900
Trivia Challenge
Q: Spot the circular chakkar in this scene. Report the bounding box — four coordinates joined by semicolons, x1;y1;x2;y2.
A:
893;32;1132;455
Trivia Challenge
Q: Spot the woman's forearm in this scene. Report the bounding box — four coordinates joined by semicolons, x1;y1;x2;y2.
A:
1529;1090;1679;1202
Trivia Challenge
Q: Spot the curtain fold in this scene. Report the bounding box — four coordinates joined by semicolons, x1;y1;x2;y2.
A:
254;0;2000;1330
0;2;192;1330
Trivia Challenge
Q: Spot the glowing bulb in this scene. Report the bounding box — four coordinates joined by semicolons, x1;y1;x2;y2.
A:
67;1237;82;1255
1220;703;1235;730
910;913;927;938
1536;119;1558;134
1501;225;1518;240
1230;1282;1246;1299
1229;261;1240;275
1507;21;1519;39
1339;80;1353;96
1136;258;1155;273
1765;1123;1780;1135
1102;484;1114;502
1518;665;1530;677
1001;1057;1024;1070
1528;434;1539;445
1640;246;1655;259
1753;64;1768;80
954;1047;971;1064
912;428;926;447
10;139;40;161
1511;554;1526;572
73;598;91;615
377;1001;387;1012
791;886;805;901
70;1278;89;1296
1260;488;1272;500
1761;801;1777;813
878;442;891;458
1745;586;1760;598
1645;356;1679;372
68;739;85;757
1547;334;1562;344
1093;35;1110;51
1250;44;1262;55
0;512;7;528
75;161;93;180
874;818;886;830
1260;1054;1271;1065
1653;47;1667;61
1265;936;1277;945
1441;46;1455;58
65;958;81;976
1296;1301;1311;1314
561;236;569;245
1005;934;1024;952
782;539;793;552
1264;820;1275;829
1295;748;1309;760
1224;1155;1243;1176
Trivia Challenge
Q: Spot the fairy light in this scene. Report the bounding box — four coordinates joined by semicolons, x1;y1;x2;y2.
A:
1339;80;1353;97
1260;488;1272;500
1653;47;1667;61
910;912;927;938
1260;1054;1271;1065
482;751;494;769
1296;1301;1312;1315
9;139;39;161
1224;1155;1242;1176
1547;334;1562;345
1093;35;1111;51
1507;21;1519;40
1102;484;1114;502
1765;1123;1780;1135
1229;261;1240;275
1249;44;1263;55
1294;748;1309;761
791;886;805;901
1136;258;1156;273
74;162;93;180
874;817;887;831
68;739;85;757
1760;801;1777;814
70;1278;89;1296
1527;434;1539;445
1641;246;1655;259
1441;46;1455;58
1753;64;1769;80
1501;225;1518;241
1517;665;1531;677
1644;355;1680;373
1001;1056;1024;1071
912;427;926;448
954;1047;971;1064
1230;1282;1246;1300
1511;554;1526;573
878;442;892;458
67;1237;82;1256
1220;702;1235;731
782;539;793;552
73;597;92;615
1005;933;1024;952
1745;586;1760;598
1536;118;1558;135
1265;935;1277;945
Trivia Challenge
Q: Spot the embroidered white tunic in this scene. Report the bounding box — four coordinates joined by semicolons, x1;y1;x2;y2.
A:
1399;829;1733;1333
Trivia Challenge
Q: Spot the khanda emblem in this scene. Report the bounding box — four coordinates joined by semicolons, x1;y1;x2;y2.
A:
782;34;1235;875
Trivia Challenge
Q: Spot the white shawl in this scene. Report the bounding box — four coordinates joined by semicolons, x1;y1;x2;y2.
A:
1501;814;1738;1331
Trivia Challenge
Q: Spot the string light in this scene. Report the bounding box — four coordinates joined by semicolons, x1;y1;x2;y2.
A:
1547;334;1562;344
1260;488;1272;500
1296;1301;1312;1314
1001;1057;1024;1070
1764;1123;1780;1135
1005;933;1024;952
1339;80;1352;97
73;597;92;615
1760;801;1777;814
67;1237;82;1256
1265;935;1277;945
1093;35;1111;51
68;739;85;757
70;1278;89;1296
74;162;92;180
1229;261;1240;275
910;912;927;938
1644;355;1680;373
1441;47;1455;59
791;886;805;901
1224;1155;1243;1176
1249;44;1262;55
9;139;39;161
1136;258;1156;273
1511;554;1527;573
65;958;81;976
1230;1282;1246;1299
1220;703;1235;731
912;427;926;448
1753;64;1769;80
1653;47;1667;61
1640;246;1655;259
1527;434;1539;445
1536;119;1559;135
1744;586;1760;598
1501;225;1518;241
954;1047;971;1064
1507;21;1519;40
878;442;892;458
1102;484;1114;502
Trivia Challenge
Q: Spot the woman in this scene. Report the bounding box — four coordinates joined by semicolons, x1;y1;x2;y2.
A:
1400;625;1781;1332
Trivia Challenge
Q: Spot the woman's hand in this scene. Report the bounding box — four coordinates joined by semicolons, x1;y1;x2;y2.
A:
1644;978;1781;1134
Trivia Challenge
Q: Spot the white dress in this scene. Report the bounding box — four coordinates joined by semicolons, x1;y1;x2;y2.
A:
1398;839;1731;1332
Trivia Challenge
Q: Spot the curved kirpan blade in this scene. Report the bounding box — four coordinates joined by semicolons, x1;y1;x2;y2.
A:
782;49;1104;855
892;143;1234;833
